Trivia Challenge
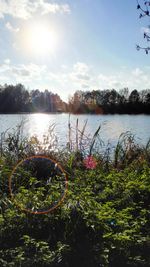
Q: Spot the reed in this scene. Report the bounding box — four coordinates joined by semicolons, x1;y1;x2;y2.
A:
0;119;150;170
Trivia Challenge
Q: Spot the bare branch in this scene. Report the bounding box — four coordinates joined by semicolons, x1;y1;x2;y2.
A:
137;1;150;54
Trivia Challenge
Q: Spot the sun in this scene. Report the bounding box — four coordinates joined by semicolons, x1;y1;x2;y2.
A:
23;22;58;56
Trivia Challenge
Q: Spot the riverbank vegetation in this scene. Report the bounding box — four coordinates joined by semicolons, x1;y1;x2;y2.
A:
1;84;150;114
0;121;150;266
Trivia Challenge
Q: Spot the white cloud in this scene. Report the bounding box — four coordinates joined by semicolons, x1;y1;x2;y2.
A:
76;73;90;81
132;68;143;77
0;61;150;101
73;62;90;73
0;60;47;84
98;67;150;90
0;0;33;19
40;2;71;15
11;63;47;81
71;62;91;83
5;22;20;33
0;0;71;20
4;58;10;65
82;84;90;89
98;74;123;88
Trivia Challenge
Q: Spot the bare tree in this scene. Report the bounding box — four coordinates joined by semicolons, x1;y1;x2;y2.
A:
136;0;150;54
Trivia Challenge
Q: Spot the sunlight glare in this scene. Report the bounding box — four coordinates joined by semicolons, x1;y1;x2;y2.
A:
24;22;58;56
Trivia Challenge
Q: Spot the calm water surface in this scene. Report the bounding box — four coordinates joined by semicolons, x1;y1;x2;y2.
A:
0;114;150;148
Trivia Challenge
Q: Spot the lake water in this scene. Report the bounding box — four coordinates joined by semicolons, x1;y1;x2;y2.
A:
0;114;150;149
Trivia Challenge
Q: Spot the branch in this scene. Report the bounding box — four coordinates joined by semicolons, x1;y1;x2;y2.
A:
137;0;150;17
136;44;150;54
137;1;150;53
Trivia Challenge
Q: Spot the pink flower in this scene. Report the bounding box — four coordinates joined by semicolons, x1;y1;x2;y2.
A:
83;155;97;169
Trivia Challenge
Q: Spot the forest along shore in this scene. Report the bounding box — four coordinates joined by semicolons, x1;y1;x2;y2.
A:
0;84;150;114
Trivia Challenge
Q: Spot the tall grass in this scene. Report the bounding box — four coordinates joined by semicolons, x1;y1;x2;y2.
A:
0;118;150;170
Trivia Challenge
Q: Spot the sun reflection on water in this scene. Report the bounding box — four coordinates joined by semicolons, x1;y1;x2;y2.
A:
27;114;55;141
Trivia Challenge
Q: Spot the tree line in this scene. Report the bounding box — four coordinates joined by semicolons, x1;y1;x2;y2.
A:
69;88;150;114
0;84;150;114
0;84;67;113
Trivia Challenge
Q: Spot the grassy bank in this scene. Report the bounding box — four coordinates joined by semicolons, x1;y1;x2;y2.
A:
0;122;150;266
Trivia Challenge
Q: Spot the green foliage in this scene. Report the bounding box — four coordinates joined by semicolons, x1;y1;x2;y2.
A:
0;130;150;266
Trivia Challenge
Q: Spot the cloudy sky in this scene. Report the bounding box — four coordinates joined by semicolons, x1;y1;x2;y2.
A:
0;0;150;101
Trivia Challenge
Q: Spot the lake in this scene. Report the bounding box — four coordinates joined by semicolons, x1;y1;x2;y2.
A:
0;114;150;149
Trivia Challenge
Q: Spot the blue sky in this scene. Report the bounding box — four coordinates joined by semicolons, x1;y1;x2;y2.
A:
0;0;150;101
